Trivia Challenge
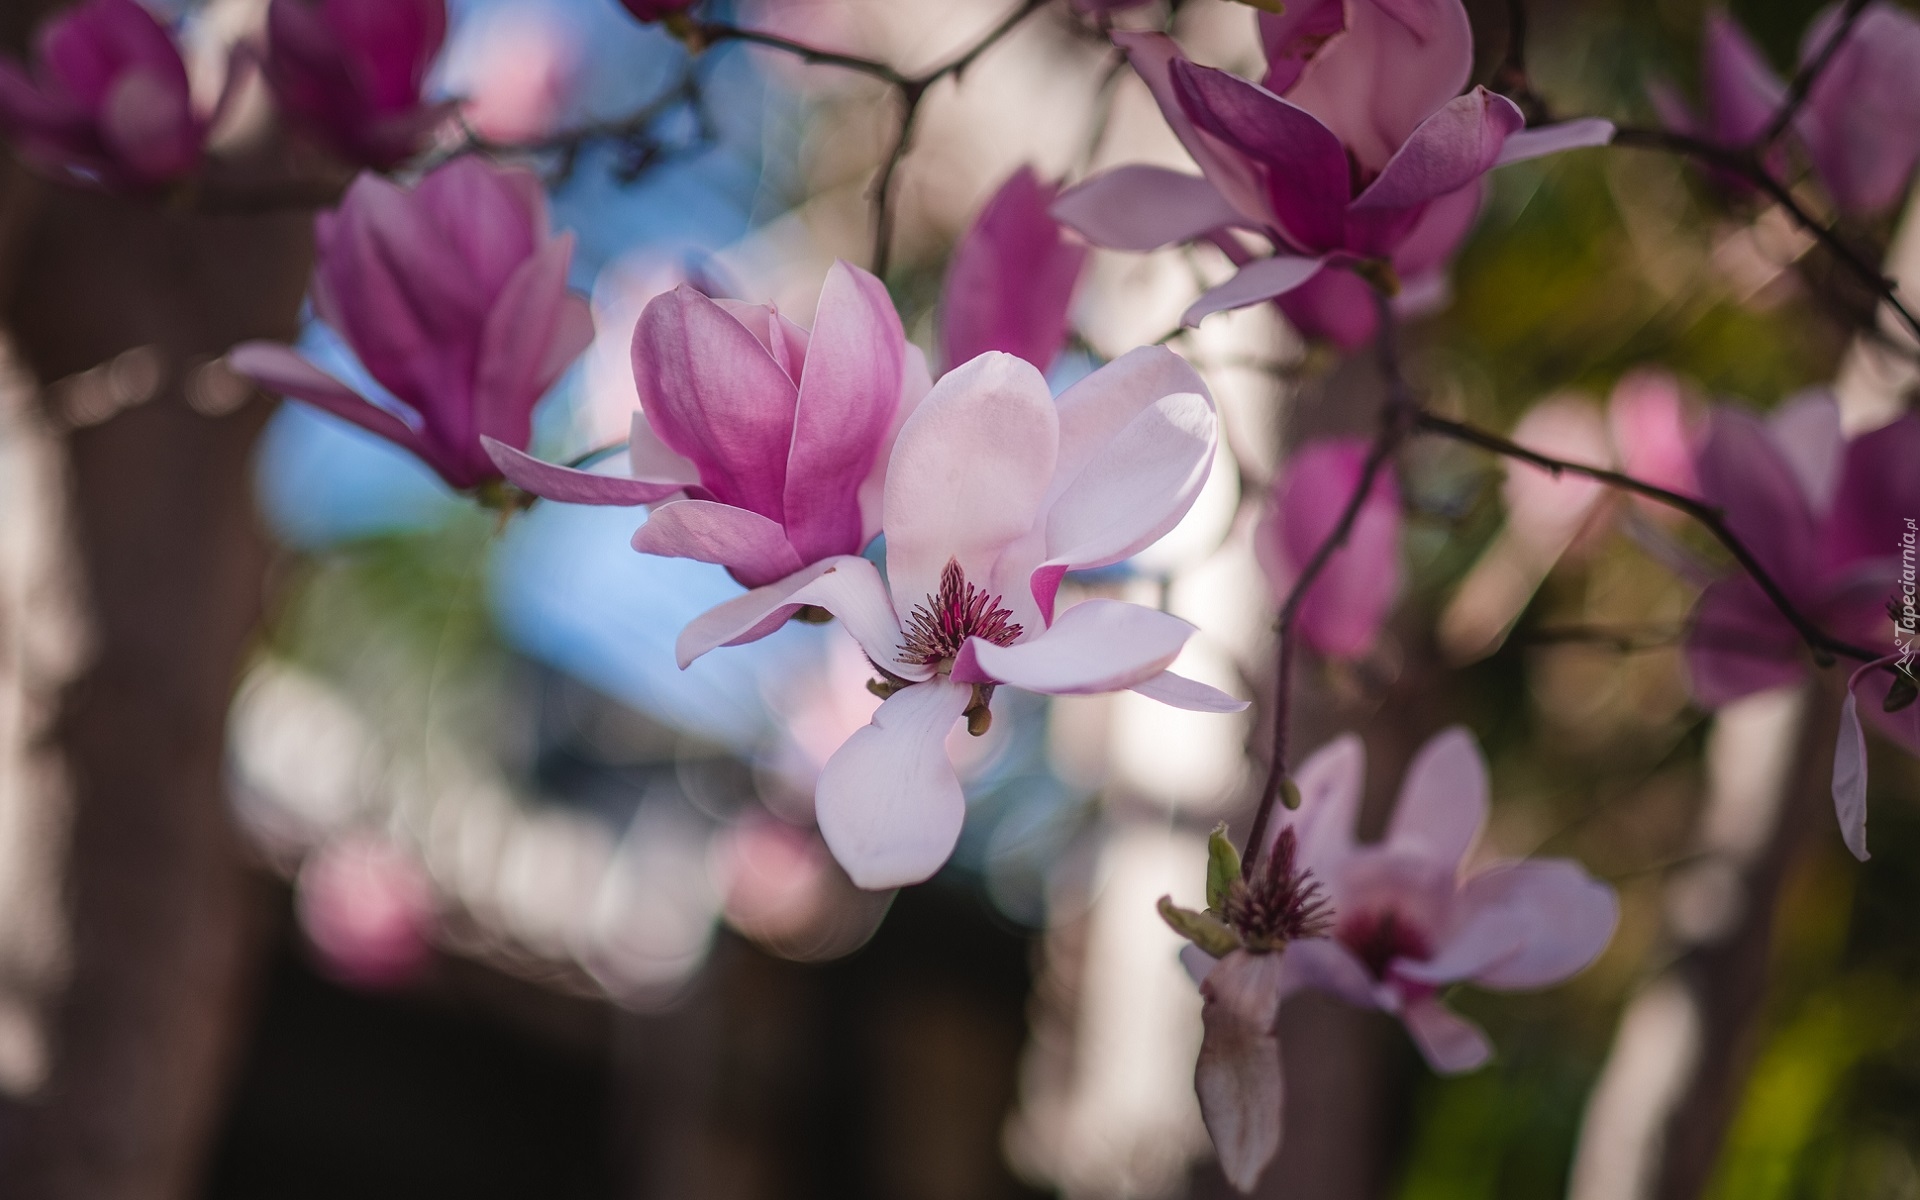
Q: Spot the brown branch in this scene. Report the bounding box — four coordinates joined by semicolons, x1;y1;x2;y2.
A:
1492;0;1551;125
1414;410;1884;667
1611;124;1920;346
1754;0;1869;150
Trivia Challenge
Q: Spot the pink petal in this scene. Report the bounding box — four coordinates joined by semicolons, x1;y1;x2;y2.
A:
629;410;703;487
1694;406;1821;589
880;352;1058;618
715;300;810;379
1767;390;1844;516
1826;412;1920;570
1274;733;1365;872
954;599;1194;694
1800;4;1920;215
629;500;804;587
1494;117;1615;165
1051;346;1211;494
1257;0;1346;95
1168;61;1351;251
633;285;798;523
482;437;682;506
1702;10;1786;147
1415;860;1618;990
1050;165;1247;252
1274;266;1382;350
1182;255;1327;326
472;234;591;461
942;166;1088;372
1111;32;1273;225
1351;89;1527;215
100;66;200;183
1259;437;1402;660
1385;727;1487;871
1128;669;1249;712
1684;575;1808;709
227;341;431;467
1388;180;1484;277
785;261;904;562
673;554;906;670
1401;997;1492;1074
815;678;973;890
1040;391;1217;580
1277;937;1377;1009
857;344;933;543
1274;0;1474;175
1195;950;1287;1193
1607;369;1700;499
1834;674;1871;862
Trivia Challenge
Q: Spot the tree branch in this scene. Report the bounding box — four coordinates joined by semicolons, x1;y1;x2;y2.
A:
1754;0;1869;150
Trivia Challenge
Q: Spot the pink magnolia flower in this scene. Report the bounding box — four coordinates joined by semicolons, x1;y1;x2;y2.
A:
941;166;1089;373
0;0;206;190
1254;437;1402;660
1684;395;1920;710
1052;3;1613;342
677;348;1244;888
1659;5;1920;216
1180;729;1616;1189
297;835;436;989
1797;2;1920;215
230;158;593;492
488;261;927;599
263;0;452;170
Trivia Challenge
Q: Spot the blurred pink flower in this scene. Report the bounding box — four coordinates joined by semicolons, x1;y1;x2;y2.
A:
263;0;451;169
1684;395;1920;709
1797;2;1920;215
1833;654;1920;862
0;0;206;190
1658;5;1920;216
683;348;1241;888
490;261;928;595
940;165;1088;373
618;0;698;23
1052;3;1612;342
1254;437;1402;660
453;6;579;145
1607;368;1700;507
230;158;593;491
297;836;436;989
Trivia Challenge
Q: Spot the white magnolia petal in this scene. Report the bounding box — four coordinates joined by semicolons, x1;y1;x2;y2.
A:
815;678;973;890
1042;391;1217;572
1181;256;1326;326
959;600;1193;695
673;557;862;669
1402;997;1493;1074
1196;951;1287;1194
1386;727;1488;871
1129;669;1249;713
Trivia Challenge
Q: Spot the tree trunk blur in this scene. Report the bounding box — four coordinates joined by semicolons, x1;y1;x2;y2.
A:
0;139;312;1200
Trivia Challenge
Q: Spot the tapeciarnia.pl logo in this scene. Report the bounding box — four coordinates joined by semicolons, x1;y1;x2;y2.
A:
1899;517;1917;679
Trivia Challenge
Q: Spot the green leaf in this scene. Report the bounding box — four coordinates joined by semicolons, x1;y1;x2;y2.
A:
1157;896;1242;958
1206;824;1241;912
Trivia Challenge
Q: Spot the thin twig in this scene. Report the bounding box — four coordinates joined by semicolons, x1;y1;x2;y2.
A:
1414;410;1884;667
1493;0;1551;125
1754;0;1869;150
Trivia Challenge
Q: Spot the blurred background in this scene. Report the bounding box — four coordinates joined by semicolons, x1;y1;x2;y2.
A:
0;0;1915;1197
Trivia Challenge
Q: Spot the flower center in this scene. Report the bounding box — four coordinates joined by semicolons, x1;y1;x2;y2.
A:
1221;826;1333;951
1337;908;1431;980
897;558;1024;672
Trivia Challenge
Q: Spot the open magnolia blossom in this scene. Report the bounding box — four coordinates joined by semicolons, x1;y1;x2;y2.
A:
673;349;1245;888
0;0;208;190
1170;729;1616;1190
1685;395;1920;722
264;0;452;170
1052;0;1613;344
1658;4;1920;215
1255;436;1403;660
940;165;1088;374
231;157;593;492
488;260;927;598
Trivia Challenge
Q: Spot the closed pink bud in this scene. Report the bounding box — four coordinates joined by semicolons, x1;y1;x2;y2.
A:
941;166;1088;373
264;0;450;169
229;158;594;492
618;0;699;23
0;0;205;190
1257;437;1403;660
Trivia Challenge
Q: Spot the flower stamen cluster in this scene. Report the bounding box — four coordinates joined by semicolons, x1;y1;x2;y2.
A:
1220;827;1333;952
897;558;1024;670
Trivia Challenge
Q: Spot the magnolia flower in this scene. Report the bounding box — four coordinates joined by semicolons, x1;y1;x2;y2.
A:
1685;395;1920;708
1170;729;1617;1189
1658;5;1920;216
1053;2;1612;342
230;158;593;492
677;348;1244;888
263;0;451;170
0;0;206;190
1254;437;1402;660
941;166;1088;373
489;261;927;600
